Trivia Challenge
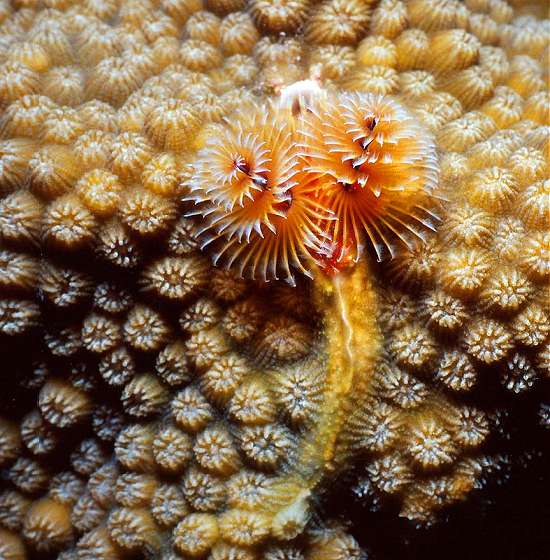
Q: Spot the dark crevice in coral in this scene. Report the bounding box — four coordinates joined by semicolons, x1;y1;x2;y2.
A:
322;391;550;560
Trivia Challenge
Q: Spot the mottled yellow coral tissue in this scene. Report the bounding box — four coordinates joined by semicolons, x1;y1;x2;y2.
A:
0;0;548;559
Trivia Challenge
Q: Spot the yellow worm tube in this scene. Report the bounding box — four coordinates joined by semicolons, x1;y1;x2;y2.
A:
311;261;382;469
266;262;382;538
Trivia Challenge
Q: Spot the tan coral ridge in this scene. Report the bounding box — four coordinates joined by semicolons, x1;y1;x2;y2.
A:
0;0;549;558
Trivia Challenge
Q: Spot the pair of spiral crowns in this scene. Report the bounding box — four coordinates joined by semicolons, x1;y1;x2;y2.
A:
187;83;440;284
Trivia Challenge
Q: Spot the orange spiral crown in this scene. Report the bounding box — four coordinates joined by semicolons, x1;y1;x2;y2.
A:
187;87;440;284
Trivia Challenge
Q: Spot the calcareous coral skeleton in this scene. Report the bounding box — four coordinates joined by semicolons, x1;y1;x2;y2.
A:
0;0;548;559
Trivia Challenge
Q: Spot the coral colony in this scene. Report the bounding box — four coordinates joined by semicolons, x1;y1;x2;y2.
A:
0;0;548;559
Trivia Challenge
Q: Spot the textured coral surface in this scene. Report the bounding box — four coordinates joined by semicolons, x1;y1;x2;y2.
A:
0;0;548;559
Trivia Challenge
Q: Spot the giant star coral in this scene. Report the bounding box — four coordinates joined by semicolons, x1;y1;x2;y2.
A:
0;0;548;559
